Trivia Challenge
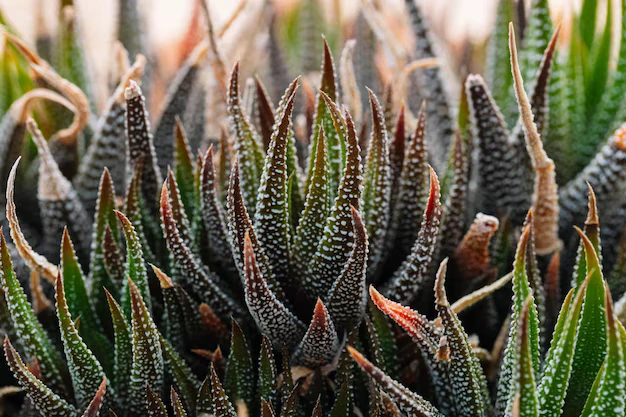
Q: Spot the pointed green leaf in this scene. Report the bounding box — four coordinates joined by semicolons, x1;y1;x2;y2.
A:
327;206;368;334
293;299;340;368
55;269;108;409
258;335;277;405
254;79;298;282
433;259;488;417
224;320;254;407
227;62;265;216
243;231;305;350
116;210;151;316
385;168;442;304
0;231;65;391
349;346;443;417
127;278;163;416
3;338;77;417
306;111;362;298
104;289;131;411
362;89;391;279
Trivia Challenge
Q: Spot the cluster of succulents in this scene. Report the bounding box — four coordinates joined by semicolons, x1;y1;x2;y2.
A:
0;0;626;416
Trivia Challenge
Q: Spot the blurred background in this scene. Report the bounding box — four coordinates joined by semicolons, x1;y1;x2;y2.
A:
0;0;576;111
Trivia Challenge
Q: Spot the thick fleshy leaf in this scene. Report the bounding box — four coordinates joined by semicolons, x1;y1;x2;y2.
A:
127;278;163;416
571;185;602;289
61;229;111;371
305;39;342;202
74;56;145;210
171;387;189;417
227;158;285;299
81;377;107;417
53;4;95;109
0;230;65;391
507;297;539;417
173;118;197;219
153;42;208;177
87;169;122;322
243;231;305;350
55;271;108;409
495;225;540;415
153;265;184;349
348;346;443;417
161;183;244;321
560;124;626;229
254;80;298;282
146;385;168;417
291;127;330;278
562;228;608;415
3;338;77;417
485;0;516;122
433;259;488;416
196;377;212;416
403;0;453;167
327;206;368;334
257;335;277;405
210;363;237;417
122;158;156;264
30;119;91;265
388;103;428;262
200;146;237;280
362;89;391;279
306;111;363;298
125;80;162;218
227;62;265;216
104;289;131;411
224;320;254;407
465;74;515;215
166;169;195;251
537;278;588;416
255;77;275;150
293;299;340;368
579;285;625;417
385;168;441;304
520;0;553;83
437;131;470;261
116;210;151;315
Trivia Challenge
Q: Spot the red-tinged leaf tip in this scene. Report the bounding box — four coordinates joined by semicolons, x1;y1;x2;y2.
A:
82;378;107;417
434;258;450;308
114;210;131;228
425;166;440;218
150;264;174;289
350;205;365;233
585;183;599;226
369;286;421;328
347;346;374;373
312;299;329;328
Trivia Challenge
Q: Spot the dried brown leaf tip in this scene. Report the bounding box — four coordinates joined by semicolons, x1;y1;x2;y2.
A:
5;158;59;283
454;213;499;281
509;23;561;255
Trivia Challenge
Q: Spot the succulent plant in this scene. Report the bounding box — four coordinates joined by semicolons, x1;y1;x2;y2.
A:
0;0;626;416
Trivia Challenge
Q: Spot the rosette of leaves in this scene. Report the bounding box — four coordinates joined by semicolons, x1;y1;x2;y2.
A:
1;0;626;417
